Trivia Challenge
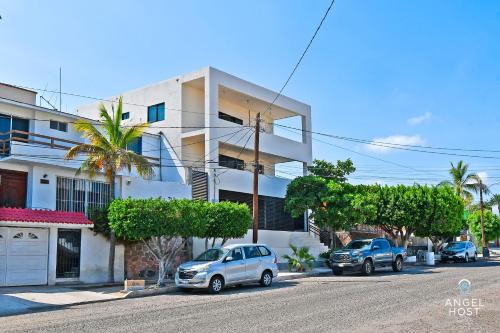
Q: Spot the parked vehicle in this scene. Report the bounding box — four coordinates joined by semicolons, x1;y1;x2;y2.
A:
175;244;279;293
330;238;407;276
440;241;477;263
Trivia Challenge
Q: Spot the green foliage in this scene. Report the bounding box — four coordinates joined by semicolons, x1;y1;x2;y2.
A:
282;244;315;272
108;198;251;242
307;158;355;182
65;96;154;185
108;198;205;240
352;184;464;247
467;210;500;243
204;201;252;243
285;160;359;234
88;206;111;236
319;249;333;268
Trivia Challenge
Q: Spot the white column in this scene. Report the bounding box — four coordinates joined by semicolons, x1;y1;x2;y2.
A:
205;68;219;202
47;226;58;285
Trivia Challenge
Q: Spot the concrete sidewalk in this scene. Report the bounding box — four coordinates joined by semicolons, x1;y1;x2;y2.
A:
0;285;125;316
0;268;331;317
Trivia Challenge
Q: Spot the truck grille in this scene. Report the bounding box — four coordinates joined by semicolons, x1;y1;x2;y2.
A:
179;270;197;279
333;254;350;262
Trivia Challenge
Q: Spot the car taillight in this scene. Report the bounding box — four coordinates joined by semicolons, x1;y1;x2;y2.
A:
273;255;278;264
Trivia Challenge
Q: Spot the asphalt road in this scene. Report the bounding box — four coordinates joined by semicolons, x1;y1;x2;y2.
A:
1;260;499;333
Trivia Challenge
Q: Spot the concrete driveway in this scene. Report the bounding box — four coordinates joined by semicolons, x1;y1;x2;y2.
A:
0;285;124;317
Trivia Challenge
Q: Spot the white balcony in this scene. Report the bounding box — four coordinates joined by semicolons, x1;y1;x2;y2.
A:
216;167;292;198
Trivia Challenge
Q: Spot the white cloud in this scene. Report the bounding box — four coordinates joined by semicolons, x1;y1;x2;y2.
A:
407;112;432;125
364;135;425;154
476;171;488;185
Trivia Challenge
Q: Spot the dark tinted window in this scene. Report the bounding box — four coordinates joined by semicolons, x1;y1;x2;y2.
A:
122;112;130;120
50;120;67;132
230;247;244;261
258;246;271;256
219;154;245;170
219;112;243;125
244;246;261;259
147;103;165;123
127;137;142;154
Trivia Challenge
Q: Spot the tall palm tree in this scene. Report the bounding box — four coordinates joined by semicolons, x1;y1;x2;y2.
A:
465;174;490;250
65;96;154;282
440;160;476;206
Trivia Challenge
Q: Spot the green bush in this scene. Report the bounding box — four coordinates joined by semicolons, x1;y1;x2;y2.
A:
283;244;315;272
204;201;252;247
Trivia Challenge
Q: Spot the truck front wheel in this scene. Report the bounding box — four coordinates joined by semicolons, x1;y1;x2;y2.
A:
361;259;373;276
332;267;343;276
392;256;403;272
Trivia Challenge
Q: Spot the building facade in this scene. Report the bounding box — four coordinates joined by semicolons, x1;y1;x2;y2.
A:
77;67;327;258
0;83;191;286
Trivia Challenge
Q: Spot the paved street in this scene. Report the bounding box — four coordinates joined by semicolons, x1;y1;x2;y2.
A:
1;260;499;333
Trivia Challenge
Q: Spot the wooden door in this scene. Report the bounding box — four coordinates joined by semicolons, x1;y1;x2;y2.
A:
0;169;27;208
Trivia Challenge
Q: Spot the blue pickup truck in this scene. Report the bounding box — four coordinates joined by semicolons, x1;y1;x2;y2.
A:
330;238;407;276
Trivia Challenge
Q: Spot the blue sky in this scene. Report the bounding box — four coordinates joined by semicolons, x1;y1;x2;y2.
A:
1;1;500;190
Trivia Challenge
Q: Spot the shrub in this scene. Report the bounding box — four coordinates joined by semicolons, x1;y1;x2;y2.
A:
282;243;314;272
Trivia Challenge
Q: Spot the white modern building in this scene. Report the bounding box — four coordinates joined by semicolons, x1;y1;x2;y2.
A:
77;67;328;258
0;83;191;286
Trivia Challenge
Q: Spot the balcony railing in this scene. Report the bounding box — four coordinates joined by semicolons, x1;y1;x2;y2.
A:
0;130;160;165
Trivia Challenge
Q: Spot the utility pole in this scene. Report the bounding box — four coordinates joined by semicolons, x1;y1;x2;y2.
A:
252;112;261;244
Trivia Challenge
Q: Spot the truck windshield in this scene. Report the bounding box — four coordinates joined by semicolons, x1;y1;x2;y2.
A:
193;248;228;261
343;240;372;250
445;242;466;251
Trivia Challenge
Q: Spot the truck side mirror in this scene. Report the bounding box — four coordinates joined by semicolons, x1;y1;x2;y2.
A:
372;245;380;251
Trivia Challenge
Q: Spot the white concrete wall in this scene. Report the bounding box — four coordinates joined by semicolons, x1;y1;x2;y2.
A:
192;230;328;261
217;168;291;198
79;228;125;284
121;177;191;200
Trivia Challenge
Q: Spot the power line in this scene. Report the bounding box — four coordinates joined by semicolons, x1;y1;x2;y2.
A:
274;124;500;157
262;0;335;118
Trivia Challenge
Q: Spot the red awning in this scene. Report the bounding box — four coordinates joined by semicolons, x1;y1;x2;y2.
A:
0;208;93;225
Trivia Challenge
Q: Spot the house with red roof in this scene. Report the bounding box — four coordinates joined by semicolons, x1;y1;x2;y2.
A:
0;83;191;287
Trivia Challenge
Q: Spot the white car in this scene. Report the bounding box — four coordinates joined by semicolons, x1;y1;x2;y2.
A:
175;244;279;293
441;241;477;263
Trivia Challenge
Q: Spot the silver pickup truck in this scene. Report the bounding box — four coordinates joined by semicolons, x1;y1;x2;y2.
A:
330;238;407;276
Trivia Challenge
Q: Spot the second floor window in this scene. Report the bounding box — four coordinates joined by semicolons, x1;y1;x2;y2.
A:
121;112;130;120
219;112;243;125
148;103;165;123
219;154;245;171
126;137;142;155
50;120;68;132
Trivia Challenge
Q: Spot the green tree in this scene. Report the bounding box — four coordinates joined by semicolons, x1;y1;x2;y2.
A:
464;174;490;248
108;198;205;285
307;158;355;182
65;97;154;283
467;210;500;246
203;201;252;249
414;186;464;251
440;160;476;206
285;159;357;248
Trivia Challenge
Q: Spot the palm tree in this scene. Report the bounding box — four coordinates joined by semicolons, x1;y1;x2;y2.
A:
65;96;154;282
440;160;476;206
465;174;490;250
488;194;500;208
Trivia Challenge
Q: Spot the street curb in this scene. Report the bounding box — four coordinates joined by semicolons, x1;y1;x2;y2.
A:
122;285;177;298
277;270;332;282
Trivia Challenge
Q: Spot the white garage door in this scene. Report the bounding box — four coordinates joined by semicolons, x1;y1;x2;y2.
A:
0;227;49;286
